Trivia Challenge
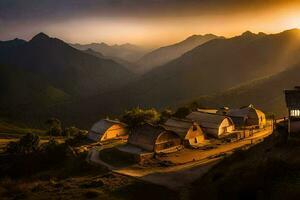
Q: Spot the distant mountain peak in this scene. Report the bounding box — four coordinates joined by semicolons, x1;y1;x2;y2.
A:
241;31;256;37
30;32;50;42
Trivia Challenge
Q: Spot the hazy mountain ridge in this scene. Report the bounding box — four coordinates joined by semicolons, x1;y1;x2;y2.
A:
71;42;148;62
197;62;300;117
121;29;300;108
2;29;300;127
137;34;221;72
82;48;140;73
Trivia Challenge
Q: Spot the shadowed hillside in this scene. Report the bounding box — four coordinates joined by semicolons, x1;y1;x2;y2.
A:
189;128;300;200
3;30;300;127
116;29;300;109
0;33;136;126
83;48;140;73
137;34;221;72
194;62;300;118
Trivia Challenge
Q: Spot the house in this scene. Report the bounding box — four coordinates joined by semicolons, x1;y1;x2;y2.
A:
88;119;127;141
162;118;205;146
186;111;235;138
226;104;266;128
285;86;300;135
128;124;182;153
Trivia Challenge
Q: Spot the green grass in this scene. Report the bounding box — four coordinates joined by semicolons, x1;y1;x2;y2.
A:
0;121;45;135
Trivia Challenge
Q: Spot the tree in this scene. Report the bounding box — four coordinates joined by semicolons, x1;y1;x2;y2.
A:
189;101;200;111
160;108;173;123
45;118;62;136
6;133;40;155
173;106;191;118
121;107;161;129
63;126;79;138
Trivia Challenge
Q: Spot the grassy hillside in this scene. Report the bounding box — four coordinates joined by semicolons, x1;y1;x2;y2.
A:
193;63;300;118
137;34;220;72
188;127;300;200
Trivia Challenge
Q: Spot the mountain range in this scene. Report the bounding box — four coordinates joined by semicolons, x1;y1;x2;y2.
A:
0;33;136;125
2;29;300;127
82;48;140;73
70;42;148;63
137;34;221;72
112;29;300;109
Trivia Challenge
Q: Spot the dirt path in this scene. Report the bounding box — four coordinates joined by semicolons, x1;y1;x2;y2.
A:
160;127;273;164
87;148;116;170
136;158;220;189
88;127;273;189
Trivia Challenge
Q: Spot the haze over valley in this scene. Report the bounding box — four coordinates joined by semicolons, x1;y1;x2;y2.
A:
1;28;300;126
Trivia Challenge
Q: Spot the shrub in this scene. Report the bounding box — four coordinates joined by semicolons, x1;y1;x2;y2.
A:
159;109;173;123
63;126;80;137
65;130;88;146
173;106;191;118
45;118;62;136
5;133;40;155
121;107;161;129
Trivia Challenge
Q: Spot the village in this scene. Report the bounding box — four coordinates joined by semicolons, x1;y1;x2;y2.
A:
69;86;300;188
79;102;275;187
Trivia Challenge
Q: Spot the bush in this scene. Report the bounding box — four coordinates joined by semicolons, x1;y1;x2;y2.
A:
45;118;62;136
159;109;173;123
121;107;161;129
65;130;88;146
63;126;80;137
173;106;191;118
6;133;40;155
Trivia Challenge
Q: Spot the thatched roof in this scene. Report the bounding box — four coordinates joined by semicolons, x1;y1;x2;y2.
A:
128;124;165;150
89;119;126;140
285;88;300;109
227;105;265;119
128;123;181;151
186;111;230;129
162;118;195;138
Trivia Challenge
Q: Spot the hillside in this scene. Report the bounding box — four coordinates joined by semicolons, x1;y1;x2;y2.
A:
118;29;300;109
188;128;300;200
83;48;140;73
71;42;148;62
194;62;300;118
137;34;220;72
27;29;300;127
0;33;136;126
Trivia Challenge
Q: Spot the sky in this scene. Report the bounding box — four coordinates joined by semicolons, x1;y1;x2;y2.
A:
1;0;300;48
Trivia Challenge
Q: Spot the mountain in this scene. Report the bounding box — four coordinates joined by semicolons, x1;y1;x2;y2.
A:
71;42;148;62
197;62;300;118
83;48;140;73
0;33;136;124
137;34;221;72
119;29;300;109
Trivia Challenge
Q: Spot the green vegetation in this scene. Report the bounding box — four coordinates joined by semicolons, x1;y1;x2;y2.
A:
173;106;191;118
45;118;62;136
6;133;40;155
0;121;44;135
121;107;161;129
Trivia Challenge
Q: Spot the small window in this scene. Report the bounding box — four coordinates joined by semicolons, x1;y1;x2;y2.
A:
291;110;300;117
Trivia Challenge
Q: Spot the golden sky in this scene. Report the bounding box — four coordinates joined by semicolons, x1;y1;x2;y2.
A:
1;0;300;48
